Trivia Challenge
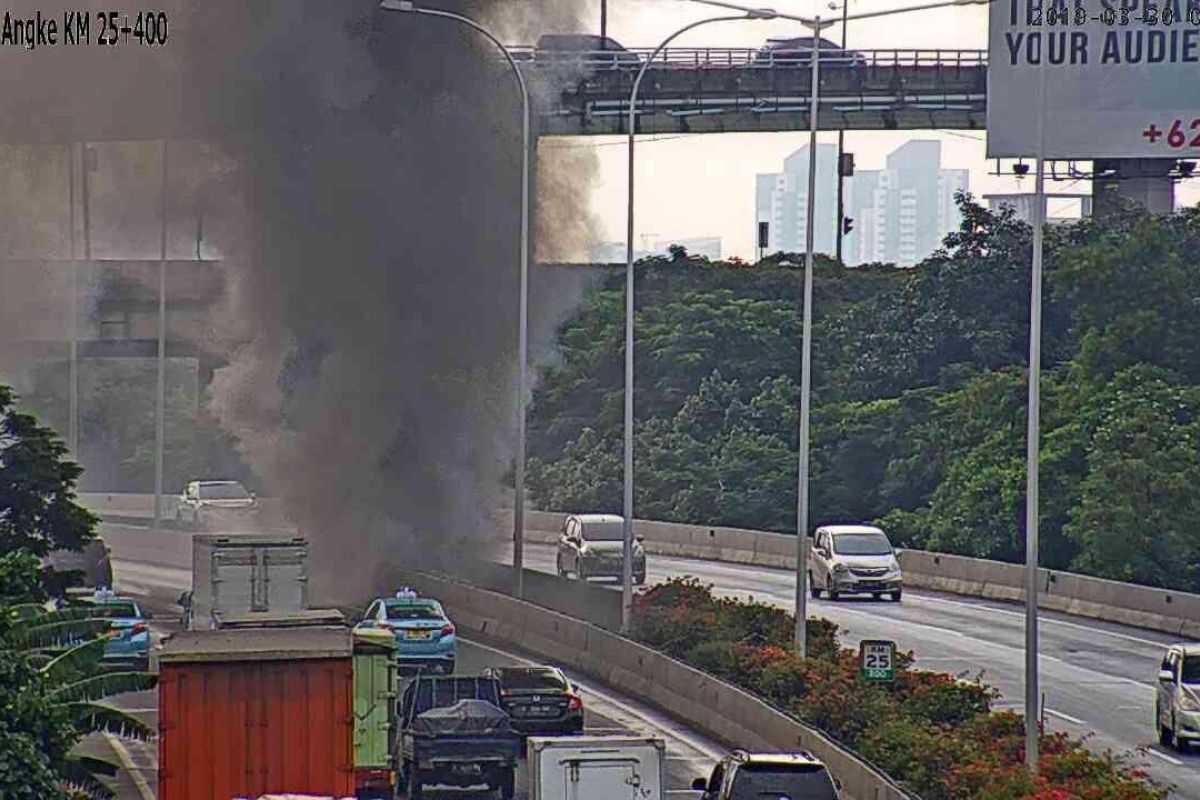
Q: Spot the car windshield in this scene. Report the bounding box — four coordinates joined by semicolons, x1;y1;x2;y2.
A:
1182;657;1200;684
729;764;838;800
386;602;441;621
499;669;568;692
198;483;250;500
96;601;139;617
584;521;625;541
832;532;892;555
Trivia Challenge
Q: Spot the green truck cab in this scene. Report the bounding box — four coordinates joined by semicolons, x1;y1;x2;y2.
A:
353;627;399;799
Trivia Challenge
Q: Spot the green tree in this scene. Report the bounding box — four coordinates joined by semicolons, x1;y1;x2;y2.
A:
0;385;97;598
1064;367;1200;588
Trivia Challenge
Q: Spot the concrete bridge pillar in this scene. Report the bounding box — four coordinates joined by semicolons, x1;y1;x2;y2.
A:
1092;158;1175;217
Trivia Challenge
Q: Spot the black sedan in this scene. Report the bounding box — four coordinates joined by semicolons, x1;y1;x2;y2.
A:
484;666;585;736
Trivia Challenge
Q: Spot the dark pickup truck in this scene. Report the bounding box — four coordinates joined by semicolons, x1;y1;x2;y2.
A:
399;675;521;800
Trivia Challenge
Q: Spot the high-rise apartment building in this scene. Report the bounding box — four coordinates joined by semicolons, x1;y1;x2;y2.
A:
755;143;839;258
757;140;968;268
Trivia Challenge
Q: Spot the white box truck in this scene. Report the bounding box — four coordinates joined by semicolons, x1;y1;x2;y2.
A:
184;534;310;630
527;735;666;800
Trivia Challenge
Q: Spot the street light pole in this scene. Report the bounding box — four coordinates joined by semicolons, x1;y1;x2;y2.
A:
691;0;989;656
621;9;772;633
153;140;168;528
67;144;79;456
1024;59;1049;775
379;0;533;599
794;22;826;658
835;1;850;266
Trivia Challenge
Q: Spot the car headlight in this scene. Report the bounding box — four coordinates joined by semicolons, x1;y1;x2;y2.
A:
833;563;849;574
1180;693;1200;712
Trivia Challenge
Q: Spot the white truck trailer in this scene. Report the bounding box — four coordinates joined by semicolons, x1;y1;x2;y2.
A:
184;534;310;630
527;735;666;800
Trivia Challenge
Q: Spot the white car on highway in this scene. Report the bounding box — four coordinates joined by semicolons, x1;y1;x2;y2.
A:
809;524;903;602
1158;643;1200;751
175;480;260;529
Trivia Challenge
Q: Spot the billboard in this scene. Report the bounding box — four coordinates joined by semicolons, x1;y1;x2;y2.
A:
987;0;1200;158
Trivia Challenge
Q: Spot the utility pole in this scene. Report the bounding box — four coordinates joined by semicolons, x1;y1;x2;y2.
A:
153;141;169;529
834;1;849;265
601;0;608;45
67;144;78;456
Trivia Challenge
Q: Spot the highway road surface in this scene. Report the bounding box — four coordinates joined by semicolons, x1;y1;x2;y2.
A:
100;522;720;800
513;541;1199;798
100;520;1198;797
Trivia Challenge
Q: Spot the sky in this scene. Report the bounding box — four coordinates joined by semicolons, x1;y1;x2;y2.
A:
541;0;1200;260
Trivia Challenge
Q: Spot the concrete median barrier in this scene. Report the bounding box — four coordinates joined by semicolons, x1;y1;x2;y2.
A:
512;508;1200;639
379;566;914;800
101;496;1200;639
899;549;1200;638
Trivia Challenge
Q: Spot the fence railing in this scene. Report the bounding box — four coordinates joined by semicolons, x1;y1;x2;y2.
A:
509;46;988;71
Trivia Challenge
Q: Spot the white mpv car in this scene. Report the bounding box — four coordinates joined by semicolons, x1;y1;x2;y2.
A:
1158;643;1200;751
809;525;903;602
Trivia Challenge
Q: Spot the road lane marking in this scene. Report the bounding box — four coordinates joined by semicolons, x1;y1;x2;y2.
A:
1147;748;1184;766
464;637;723;762
1044;708;1086;725
104;733;155;800
884;594;1166;649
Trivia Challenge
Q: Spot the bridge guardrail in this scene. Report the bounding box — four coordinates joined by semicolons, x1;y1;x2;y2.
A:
509;46;988;71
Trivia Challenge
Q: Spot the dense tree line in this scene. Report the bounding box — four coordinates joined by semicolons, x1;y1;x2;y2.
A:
527;199;1200;592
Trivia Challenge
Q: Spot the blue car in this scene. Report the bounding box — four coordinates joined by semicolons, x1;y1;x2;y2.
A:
357;590;456;674
85;589;151;670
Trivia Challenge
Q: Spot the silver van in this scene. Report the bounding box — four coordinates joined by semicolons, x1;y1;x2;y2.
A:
1157;643;1200;751
556;513;646;584
809;525;902;602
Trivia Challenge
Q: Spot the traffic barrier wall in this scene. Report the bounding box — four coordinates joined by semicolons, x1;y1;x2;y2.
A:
898;550;1200;639
96;495;1200;639
513;509;1200;638
508;509;797;569
81;492;285;528
377;566;913;800
446;558;623;632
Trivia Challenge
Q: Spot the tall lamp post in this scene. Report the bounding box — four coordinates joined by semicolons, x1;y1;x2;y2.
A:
621;4;797;633
1024;59;1050;774
379;0;534;599
673;0;990;653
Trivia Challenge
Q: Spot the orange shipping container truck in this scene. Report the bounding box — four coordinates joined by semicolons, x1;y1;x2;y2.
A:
157;626;356;800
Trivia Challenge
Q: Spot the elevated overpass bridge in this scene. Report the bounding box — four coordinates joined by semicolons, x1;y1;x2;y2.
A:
516;47;988;136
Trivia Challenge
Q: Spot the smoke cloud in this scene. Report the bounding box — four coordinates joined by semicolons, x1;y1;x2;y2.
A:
185;1;599;597
0;0;601;596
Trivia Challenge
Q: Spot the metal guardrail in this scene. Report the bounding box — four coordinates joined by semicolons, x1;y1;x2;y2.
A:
509;46;988;71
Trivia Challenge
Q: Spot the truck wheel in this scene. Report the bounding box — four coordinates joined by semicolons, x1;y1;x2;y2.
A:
891;589;903;602
556;554;565;577
809;572;821;599
497;767;515;800
577;562;587;581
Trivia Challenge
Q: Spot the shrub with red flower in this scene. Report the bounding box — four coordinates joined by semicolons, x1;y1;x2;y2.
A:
632;578;1165;800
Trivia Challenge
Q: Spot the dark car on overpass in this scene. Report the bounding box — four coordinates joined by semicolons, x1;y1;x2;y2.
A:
754;36;867;67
